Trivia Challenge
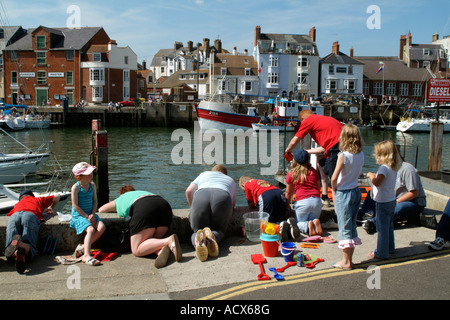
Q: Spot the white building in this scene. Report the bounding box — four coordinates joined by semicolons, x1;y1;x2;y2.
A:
253;26;320;101
320;42;363;97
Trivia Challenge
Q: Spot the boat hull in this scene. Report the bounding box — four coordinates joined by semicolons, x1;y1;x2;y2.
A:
396;119;450;132
251;122;297;132
0;153;50;184
195;106;260;130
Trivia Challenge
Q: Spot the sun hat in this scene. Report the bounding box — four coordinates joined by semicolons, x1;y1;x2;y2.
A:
293;149;310;164
72;162;96;176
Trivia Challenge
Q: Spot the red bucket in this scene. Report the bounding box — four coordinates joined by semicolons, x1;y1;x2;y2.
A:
260;233;280;257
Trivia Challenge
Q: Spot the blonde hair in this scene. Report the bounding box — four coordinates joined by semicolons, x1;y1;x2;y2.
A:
299;109;313;120
339;124;364;154
289;160;312;185
374;140;401;171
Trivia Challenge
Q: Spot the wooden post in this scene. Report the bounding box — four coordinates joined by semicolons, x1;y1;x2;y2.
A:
428;121;443;171
91;120;109;207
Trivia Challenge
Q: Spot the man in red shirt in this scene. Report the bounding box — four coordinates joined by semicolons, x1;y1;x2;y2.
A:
285;109;343;205
4;190;60;274
239;176;287;223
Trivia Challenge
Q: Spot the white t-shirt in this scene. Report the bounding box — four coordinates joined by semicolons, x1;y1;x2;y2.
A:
336;151;365;190
191;171;237;203
372;164;397;203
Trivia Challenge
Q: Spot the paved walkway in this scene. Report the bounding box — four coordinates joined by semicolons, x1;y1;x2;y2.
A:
0;221;441;300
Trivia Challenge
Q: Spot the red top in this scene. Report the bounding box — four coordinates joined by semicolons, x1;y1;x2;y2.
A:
244;179;279;207
8;195;55;221
285;168;320;201
295;114;343;154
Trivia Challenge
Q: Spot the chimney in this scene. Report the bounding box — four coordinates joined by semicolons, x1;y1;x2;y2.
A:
332;41;340;55
233;47;237;55
309;26;316;42
108;39;117;50
142;60;147;70
399;35;406;60
215;39;222;53
174;41;183;50
244;49;248;55
432;32;439;42
350;47;354;58
187;41;193;52
407;32;412;45
255;26;261;47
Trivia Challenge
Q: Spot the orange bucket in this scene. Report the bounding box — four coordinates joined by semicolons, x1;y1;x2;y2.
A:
260;233;280;257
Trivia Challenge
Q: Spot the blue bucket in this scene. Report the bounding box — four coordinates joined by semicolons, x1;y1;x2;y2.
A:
281;242;296;262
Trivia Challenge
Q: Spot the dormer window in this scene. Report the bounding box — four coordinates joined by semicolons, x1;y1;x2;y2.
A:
36;36;46;49
93;52;101;62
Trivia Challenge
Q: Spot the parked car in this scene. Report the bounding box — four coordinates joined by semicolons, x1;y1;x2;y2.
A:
117;98;136;107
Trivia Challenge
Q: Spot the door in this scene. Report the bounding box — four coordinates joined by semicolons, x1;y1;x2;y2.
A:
36;89;48;106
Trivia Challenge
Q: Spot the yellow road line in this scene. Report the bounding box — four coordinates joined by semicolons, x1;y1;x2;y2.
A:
199;251;450;300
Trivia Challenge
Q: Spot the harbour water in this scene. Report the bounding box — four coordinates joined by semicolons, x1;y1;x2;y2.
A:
2;125;449;211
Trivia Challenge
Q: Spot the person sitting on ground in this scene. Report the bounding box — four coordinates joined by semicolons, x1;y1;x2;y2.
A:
185;165;236;262
4;190;60;274
239;175;287;224
98;184;182;269
429;198;450;251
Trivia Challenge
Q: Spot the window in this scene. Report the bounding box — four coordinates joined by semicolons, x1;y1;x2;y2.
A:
66;51;74;60
179;74;186;80
11;71;17;84
363;82;370;95
386;83;396;95
344;80;355;93
423;48;430;56
36;52;46;65
37;71;46;85
92;86;103;99
336;67;347;73
123;86;129;98
328;65;334;74
36;36;46;49
93;52;101;62
10;51;18;61
219;79;227;91
245;68;251;76
297;73;308;84
326;80;337;92
268;72;279;84
0;29;3;39
221;68;227;76
269;56;279;67
399;83;409;96
348;65;353;74
123;70;129;82
66;71;73;85
242;81;252;91
124;56;128;64
298;57;308;67
90;68;104;81
413;84;422;97
373;82;383;95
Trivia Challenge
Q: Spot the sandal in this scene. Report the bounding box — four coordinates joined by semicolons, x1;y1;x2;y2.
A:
15;247;27;274
84;257;101;266
203;227;219;258
5;234;22;258
170;234;183;262
155;246;170;269
73;244;84;258
195;229;208;262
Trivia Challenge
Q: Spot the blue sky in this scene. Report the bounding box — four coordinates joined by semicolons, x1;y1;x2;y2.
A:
1;0;449;64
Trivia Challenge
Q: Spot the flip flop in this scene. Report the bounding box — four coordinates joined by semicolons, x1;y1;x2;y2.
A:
155;246;170;269
170;234;183;262
203;227;219;258
195;230;208;262
321;236;337;243
5;234;22;258
331;262;352;270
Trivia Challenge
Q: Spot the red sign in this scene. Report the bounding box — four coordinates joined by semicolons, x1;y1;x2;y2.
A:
428;79;450;102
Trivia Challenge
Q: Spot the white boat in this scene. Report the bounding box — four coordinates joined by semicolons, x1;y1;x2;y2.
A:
195;95;323;131
396;108;450;133
0;183;71;215
0;114;25;131
23;114;51;129
0;128;51;184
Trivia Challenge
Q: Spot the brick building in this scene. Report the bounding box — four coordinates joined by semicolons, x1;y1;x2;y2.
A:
3;25;139;106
